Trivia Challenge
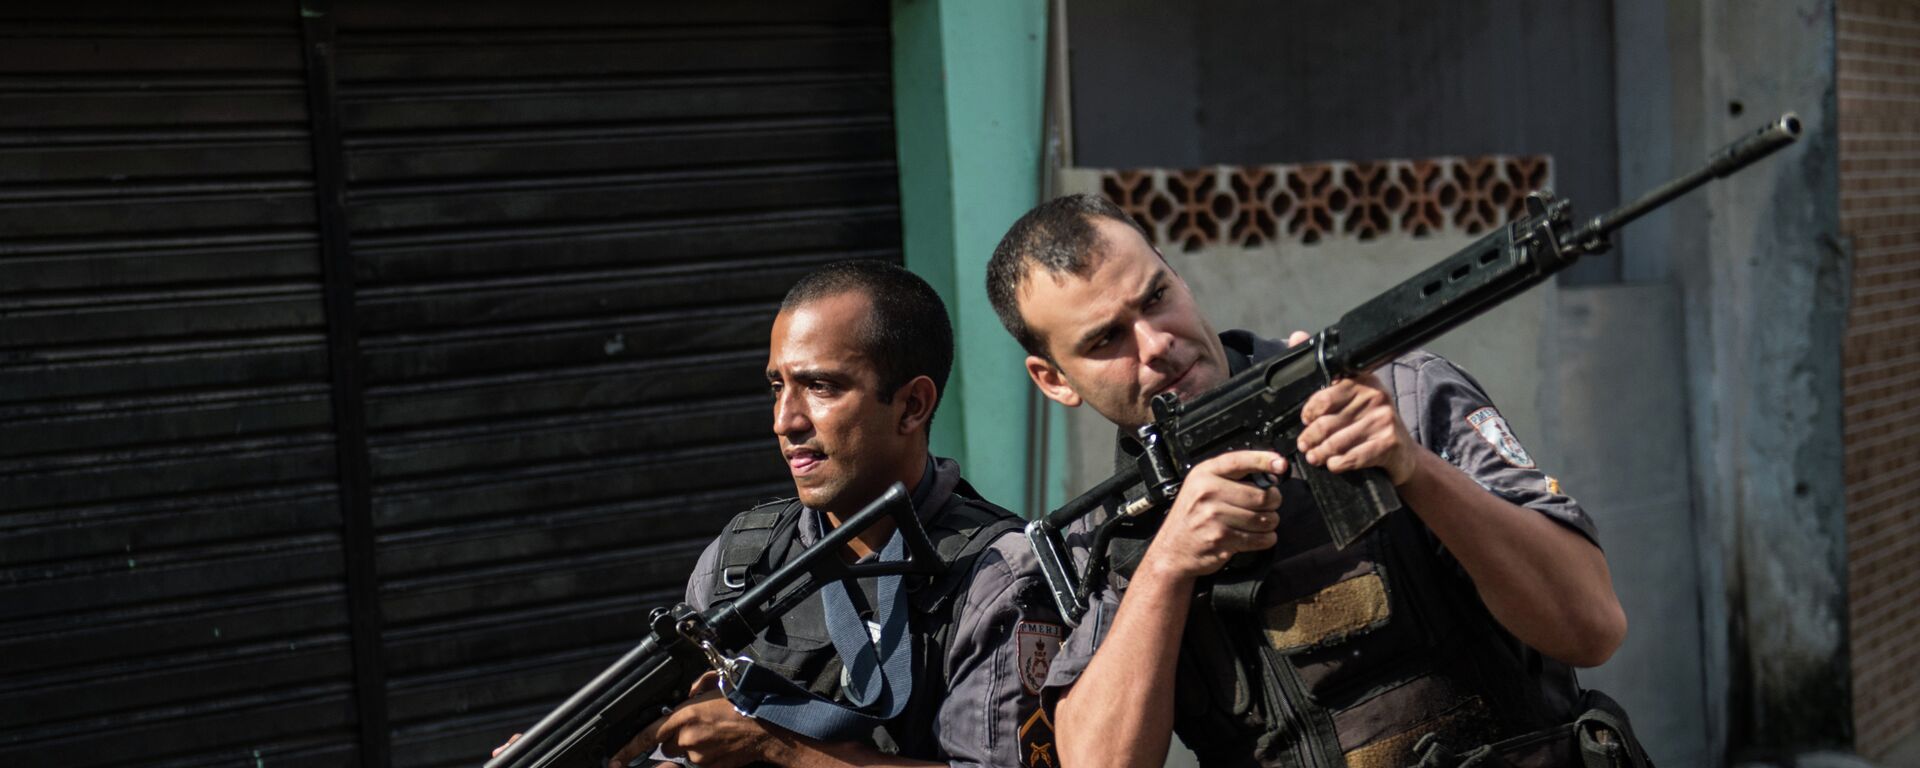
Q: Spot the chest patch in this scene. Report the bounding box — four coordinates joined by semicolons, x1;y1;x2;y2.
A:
1015;620;1063;695
1466;407;1536;469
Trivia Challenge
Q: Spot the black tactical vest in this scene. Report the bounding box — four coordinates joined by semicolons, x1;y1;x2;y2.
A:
705;480;1023;759
1100;338;1649;768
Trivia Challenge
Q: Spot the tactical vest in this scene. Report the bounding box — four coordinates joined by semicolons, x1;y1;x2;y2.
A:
1100;345;1650;768
706;480;1024;759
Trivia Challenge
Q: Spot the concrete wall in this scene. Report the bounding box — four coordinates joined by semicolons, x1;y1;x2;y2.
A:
1545;285;1712;768
1606;0;1852;761
1673;1;1851;759
1066;0;1623;283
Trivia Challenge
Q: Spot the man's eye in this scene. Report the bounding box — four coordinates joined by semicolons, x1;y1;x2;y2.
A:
768;381;783;396
808;381;837;395
1088;332;1112;351
1146;286;1167;307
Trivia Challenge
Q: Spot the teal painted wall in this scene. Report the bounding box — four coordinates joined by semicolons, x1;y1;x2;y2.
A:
892;0;1069;515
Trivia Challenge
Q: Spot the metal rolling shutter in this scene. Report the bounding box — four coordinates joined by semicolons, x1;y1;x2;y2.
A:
330;2;899;766
1;1;901;766
0;5;362;767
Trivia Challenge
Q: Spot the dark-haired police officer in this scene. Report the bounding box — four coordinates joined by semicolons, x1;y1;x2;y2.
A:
984;196;1649;768
496;260;1062;768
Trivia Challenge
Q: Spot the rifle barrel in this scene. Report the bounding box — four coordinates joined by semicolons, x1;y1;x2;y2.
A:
1575;113;1801;251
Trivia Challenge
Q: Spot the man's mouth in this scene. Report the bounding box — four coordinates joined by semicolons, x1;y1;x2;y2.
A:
786;447;826;476
1152;360;1199;400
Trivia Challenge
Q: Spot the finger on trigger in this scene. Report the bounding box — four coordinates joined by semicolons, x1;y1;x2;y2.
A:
687;670;719;697
1219;449;1289;480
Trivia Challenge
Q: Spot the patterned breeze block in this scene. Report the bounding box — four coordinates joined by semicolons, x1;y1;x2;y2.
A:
1099;156;1552;251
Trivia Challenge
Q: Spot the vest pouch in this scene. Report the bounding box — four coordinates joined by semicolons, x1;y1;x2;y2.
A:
745;594;843;696
1260;535;1429;706
1365;689;1652;768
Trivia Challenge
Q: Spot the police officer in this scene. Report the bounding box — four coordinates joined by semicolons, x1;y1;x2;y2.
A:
498;261;1063;768
983;195;1648;767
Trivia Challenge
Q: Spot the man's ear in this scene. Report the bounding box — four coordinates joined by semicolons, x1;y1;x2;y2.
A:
1025;355;1082;408
896;375;938;435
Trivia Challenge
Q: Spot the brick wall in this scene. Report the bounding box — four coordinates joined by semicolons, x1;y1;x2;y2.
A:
1839;0;1920;760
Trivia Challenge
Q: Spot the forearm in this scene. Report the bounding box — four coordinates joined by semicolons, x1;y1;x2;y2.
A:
1397;450;1626;666
1055;565;1193;768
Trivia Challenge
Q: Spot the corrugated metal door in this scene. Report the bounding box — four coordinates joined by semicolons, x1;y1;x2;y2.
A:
0;4;364;767
0;1;900;766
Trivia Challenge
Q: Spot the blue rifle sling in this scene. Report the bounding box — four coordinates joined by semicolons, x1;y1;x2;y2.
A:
723;517;915;741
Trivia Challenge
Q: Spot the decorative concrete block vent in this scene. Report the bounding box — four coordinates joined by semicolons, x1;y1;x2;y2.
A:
1097;155;1552;251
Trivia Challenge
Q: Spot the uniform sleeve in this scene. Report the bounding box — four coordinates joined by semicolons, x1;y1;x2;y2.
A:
932;533;1067;768
1034;499;1122;699
1037;579;1116;697
683;536;724;611
1391;351;1600;547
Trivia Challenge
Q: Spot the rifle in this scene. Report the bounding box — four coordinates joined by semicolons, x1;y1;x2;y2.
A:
486;482;944;768
1029;113;1804;626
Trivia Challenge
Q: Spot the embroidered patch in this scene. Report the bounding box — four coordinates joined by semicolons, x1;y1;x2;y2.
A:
1015;620;1063;695
1020;704;1058;768
1465;407;1536;469
1547;475;1561;495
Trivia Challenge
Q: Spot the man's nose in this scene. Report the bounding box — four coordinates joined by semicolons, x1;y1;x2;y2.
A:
1136;320;1176;367
772;388;809;436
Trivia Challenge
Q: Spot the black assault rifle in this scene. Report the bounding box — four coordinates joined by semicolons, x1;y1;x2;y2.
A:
486;483;943;768
1029;113;1804;626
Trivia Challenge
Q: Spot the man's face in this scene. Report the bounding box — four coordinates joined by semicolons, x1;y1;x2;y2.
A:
767;291;919;513
1016;217;1228;430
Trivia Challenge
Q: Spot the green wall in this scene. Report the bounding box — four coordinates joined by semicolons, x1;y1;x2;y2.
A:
891;0;1069;515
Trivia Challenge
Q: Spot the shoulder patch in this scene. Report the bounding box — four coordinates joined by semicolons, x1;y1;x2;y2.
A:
1016;620;1064;696
1465;407;1536;469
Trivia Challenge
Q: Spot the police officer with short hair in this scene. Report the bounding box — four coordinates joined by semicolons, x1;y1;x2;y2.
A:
984;196;1649;768
613;260;1063;768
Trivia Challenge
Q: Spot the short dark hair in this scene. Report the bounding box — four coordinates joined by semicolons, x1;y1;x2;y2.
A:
780;260;954;431
986;193;1148;358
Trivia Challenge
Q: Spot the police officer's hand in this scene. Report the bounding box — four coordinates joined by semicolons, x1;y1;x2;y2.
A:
1141;450;1287;581
613;672;806;768
1297;372;1419;486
